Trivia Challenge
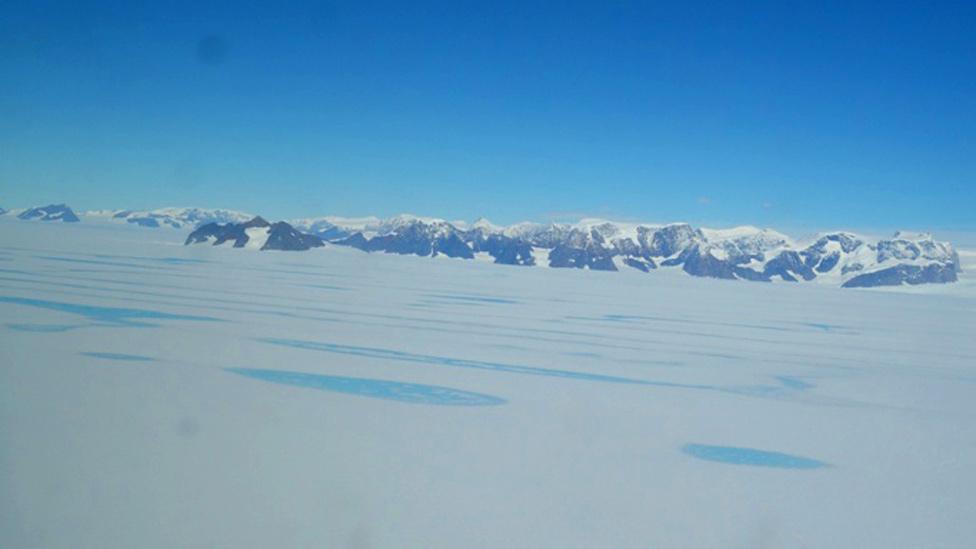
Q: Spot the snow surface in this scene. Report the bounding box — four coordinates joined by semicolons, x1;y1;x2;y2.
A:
1;217;975;548
243;226;270;250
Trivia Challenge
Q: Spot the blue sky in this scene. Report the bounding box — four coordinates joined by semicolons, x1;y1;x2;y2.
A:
1;1;974;231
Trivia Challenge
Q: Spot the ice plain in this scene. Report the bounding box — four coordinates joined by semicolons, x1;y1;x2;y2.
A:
1;217;975;548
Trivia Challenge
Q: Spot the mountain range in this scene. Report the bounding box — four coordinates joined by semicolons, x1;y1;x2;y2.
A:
104;207;253;228
195;211;962;289
2;204;962;288
185;215;324;251
14;204;80;223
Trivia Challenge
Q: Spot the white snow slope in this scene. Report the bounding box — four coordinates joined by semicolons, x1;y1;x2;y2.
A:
1;217;975;549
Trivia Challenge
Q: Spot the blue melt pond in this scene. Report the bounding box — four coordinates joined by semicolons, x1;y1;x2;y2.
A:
226;368;506;406
682;444;829;469
81;352;155;362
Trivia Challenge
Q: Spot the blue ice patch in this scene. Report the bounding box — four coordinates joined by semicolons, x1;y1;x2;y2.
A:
226;368;507;406
35;255;162;270
774;376;814;390
92;255;210;265
0;296;221;327
425;294;519;305
256;338;662;386
6;323;79;332
682;443;829;469
798;322;855;333
81;352;156;362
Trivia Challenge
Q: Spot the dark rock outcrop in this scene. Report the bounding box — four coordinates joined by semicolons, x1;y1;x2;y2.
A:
127;217;160;228
334;233;370;250
763;251;817;282
472;235;536;266
623;258;656;272
548;243;617;271
645;224;703;257
185;217;323;251
263;222;325;251
680;246;737;279
18;204;80;222
842;264;958;288
185;216;269;247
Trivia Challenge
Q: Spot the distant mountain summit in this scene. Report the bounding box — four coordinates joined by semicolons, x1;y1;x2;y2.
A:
840;233;960;288
104;207;253;229
185;217;324;251
17;204;80;222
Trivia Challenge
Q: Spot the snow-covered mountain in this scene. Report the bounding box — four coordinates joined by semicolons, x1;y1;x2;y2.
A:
287;217;355;241
95;207;254;229
289;214;474;242
17;204;80;222
302;215;960;288
7;203;960;288
185;217;324;251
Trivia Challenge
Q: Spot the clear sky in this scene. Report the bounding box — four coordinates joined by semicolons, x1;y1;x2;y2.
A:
2;1;974;231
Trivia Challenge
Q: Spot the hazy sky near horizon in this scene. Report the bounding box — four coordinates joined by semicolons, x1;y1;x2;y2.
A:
2;1;974;231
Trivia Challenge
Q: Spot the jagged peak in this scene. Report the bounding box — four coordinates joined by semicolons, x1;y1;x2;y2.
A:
317;216;382;231
17;203;80;222
891;230;934;242
385;213;450;226
242;216;271;228
471;217;502;231
702;225;769;239
101;206;255;229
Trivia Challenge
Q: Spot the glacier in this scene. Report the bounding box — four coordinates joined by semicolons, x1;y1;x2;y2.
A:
1;215;975;548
